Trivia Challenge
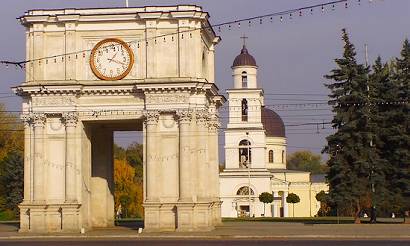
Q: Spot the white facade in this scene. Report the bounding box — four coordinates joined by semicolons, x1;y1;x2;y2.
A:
14;5;225;233
220;44;328;218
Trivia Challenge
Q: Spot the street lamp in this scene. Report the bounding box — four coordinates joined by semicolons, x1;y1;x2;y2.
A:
243;161;251;217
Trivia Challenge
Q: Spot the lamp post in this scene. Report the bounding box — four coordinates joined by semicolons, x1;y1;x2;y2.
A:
243;161;251;217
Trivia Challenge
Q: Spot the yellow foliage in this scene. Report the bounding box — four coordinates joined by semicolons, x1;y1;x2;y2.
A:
0;103;23;163
114;159;143;218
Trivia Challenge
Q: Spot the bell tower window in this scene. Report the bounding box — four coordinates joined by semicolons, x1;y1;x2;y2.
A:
239;139;251;168
268;150;274;163
242;71;248;88
241;99;248;122
282;150;285;163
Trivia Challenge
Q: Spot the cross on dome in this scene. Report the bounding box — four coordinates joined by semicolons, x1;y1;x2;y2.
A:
240;34;248;47
232;34;257;67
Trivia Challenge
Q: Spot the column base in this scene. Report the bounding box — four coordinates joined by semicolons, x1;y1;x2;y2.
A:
143;202;177;232
19;202;81;233
143;201;219;232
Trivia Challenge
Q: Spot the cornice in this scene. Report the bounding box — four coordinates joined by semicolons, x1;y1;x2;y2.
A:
12;80;224;98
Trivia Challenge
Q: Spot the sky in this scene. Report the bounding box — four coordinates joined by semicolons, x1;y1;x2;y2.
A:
0;0;409;160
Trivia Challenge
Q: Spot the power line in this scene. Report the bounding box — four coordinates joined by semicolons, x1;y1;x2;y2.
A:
0;0;365;68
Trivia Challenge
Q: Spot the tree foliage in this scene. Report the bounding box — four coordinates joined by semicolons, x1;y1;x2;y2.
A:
0;151;23;215
113;159;143;218
287;151;327;174
258;192;274;216
368;41;410;216
315;190;331;216
323;29;380;223
0;103;24;219
286;193;300;217
324;30;410;222
286;193;300;204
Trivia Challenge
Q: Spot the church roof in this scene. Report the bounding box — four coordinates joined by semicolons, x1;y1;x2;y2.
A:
232;45;257;67
261;107;286;138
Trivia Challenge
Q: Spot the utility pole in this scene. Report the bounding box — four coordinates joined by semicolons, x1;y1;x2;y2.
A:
365;43;377;223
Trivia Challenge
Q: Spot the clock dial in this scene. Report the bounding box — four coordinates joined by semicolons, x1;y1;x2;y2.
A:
90;38;134;80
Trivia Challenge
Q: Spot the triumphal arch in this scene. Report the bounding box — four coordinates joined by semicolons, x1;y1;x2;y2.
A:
13;5;224;233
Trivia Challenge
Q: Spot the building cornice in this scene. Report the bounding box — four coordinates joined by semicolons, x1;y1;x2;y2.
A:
12;80;224;98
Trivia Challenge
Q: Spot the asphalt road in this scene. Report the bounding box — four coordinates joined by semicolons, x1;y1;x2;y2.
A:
0;240;409;246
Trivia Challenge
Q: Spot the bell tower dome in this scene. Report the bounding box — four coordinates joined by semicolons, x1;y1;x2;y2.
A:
232;35;258;89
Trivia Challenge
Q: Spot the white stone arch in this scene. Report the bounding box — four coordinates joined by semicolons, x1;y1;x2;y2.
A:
238;138;252;168
233;183;257;197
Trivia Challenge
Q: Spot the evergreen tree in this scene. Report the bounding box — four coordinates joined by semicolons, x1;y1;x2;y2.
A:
368;56;399;216
386;40;410;216
323;29;379;223
0;150;24;216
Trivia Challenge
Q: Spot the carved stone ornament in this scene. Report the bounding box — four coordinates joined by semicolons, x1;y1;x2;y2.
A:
62;112;79;127
195;109;209;126
208;120;220;132
143;110;160;125
32;113;46;127
145;93;189;104
20;113;33;127
32;96;75;106
176;110;192;124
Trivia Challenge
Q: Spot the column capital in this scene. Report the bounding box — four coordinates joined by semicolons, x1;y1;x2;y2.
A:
195;109;209;126
208;121;220;132
176;109;192;124
20;113;33;127
143;110;160;125
32;113;46;127
62;112;78;127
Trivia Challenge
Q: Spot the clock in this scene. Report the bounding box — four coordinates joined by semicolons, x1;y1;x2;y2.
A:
90;38;134;80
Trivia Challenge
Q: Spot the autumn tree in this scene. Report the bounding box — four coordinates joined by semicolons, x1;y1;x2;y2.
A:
287;151;326;174
114;159;142;218
0;103;24;219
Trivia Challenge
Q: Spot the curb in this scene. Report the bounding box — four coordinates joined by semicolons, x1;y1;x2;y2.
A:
1;235;410;240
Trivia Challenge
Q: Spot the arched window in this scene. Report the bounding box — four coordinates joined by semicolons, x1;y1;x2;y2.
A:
268;150;274;163
282;150;285;163
236;186;254;195
241;99;248;122
239;139;251;168
241;71;248;88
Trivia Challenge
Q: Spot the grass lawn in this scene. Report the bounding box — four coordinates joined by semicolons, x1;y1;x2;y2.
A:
0;210;17;221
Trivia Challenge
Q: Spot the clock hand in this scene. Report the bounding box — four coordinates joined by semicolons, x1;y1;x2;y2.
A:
108;52;118;63
111;59;127;66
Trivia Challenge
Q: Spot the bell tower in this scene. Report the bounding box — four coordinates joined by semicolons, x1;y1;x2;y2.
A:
225;37;266;169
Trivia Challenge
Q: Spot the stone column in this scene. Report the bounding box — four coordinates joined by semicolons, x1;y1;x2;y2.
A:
144;110;160;202
272;191;277;217
62;112;78;202
196;110;208;201
208;115;221;225
208;115;220;200
283;191;289;217
32;113;46;202
176;110;192;202
21;114;32;202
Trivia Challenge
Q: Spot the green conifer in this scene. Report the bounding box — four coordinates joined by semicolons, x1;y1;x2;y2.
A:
323;29;378;223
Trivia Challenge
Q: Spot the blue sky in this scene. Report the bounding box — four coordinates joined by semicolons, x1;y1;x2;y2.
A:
0;0;409;159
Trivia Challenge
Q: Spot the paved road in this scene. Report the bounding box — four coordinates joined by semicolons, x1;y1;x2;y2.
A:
0;240;409;246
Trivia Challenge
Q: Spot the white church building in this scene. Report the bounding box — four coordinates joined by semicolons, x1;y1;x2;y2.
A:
219;42;328;218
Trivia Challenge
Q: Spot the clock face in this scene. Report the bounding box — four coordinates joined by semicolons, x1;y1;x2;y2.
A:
90;38;134;80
